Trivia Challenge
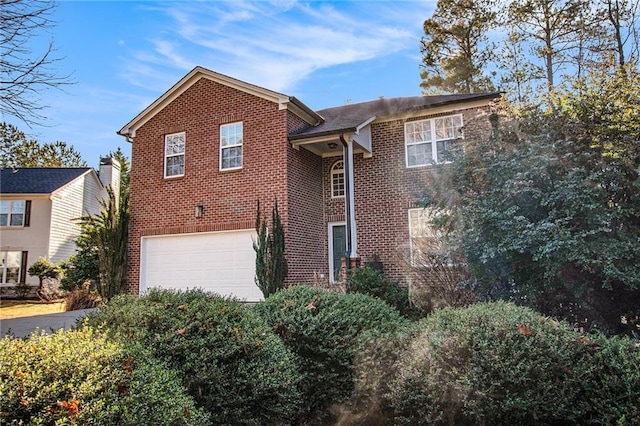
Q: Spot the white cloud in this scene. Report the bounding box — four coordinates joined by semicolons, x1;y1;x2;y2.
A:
121;0;426;94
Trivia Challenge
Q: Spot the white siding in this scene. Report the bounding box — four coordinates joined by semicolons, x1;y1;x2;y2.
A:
49;172;104;262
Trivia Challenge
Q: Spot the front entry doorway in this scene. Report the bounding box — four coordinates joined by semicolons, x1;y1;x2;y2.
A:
329;223;346;283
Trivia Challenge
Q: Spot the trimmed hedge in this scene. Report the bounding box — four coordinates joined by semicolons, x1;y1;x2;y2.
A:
0;327;208;425
347;266;422;318
385;302;640;425
84;289;301;425
253;285;409;424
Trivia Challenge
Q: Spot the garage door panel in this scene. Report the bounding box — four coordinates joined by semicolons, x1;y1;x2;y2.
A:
140;230;261;301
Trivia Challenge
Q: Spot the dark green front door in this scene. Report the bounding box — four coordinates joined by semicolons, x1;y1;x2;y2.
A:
331;224;346;282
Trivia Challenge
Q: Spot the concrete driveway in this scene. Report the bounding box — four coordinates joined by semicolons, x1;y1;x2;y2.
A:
1;309;95;338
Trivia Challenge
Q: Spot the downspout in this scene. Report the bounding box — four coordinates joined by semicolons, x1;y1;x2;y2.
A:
340;134;352;272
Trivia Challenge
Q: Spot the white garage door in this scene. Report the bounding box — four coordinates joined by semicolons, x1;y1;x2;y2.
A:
140;230;262;301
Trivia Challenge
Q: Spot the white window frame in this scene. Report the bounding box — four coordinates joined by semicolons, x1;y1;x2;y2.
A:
0;200;25;227
1;250;23;285
164;132;185;178
331;160;345;198
405;114;463;167
220;122;243;171
408;208;444;266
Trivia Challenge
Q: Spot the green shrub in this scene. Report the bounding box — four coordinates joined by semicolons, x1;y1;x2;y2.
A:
386;302;640;425
253;285;409;424
84;289;300;425
347;266;422;318
336;323;421;425
64;284;103;311
0;327;208;425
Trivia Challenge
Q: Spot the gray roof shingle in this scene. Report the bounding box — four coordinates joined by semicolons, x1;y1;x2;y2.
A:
289;92;501;140
0;168;93;194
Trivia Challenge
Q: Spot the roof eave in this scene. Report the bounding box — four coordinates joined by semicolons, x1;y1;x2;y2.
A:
118;66;299;139
289;126;358;142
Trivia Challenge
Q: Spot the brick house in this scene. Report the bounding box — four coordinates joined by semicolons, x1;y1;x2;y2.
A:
118;66;499;301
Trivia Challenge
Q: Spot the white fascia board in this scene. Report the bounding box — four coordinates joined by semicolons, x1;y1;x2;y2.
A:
118;66;291;137
351;118;374;158
0;193;50;199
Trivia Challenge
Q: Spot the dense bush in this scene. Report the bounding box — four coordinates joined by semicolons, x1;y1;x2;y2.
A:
336;324;420;425
253;285;409;424
84;289;300;425
384;302;640;425
0;327;208;425
347;266;422;318
65;284;103;311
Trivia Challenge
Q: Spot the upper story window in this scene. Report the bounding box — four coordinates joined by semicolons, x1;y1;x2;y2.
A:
0;200;30;227
331;160;345;198
164;132;185;178
220;122;243;171
405;114;463;167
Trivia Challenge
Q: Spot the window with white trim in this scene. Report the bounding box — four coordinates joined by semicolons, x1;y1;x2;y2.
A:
0;200;27;227
220;122;243;170
408;208;443;265
1;251;25;284
164;132;185;178
331;160;345;198
405;114;463;167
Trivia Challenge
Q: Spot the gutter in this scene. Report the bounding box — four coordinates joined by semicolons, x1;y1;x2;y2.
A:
339;133;352;273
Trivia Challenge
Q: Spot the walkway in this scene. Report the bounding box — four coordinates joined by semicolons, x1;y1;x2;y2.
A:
1;309;95;338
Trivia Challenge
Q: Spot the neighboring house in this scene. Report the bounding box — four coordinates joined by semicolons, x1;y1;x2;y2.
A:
0;159;120;295
118;66;500;301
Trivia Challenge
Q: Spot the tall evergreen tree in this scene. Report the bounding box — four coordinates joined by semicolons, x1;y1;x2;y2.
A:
507;0;594;90
253;199;288;298
0;122;85;167
420;0;497;94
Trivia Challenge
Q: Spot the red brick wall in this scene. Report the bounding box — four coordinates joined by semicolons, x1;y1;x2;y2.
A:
127;83;493;294
320;106;493;286
285;119;324;285
127;78;291;293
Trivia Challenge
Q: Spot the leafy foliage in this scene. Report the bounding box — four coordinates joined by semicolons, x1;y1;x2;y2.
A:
64;284;103;311
427;65;640;334
253;285;409;424
27;256;61;299
84;289;301;424
0;327;208;425
60;148;130;292
420;0;497;93
0;122;85;167
253;199;288;298
347;266;422;319
386;302;640;425
507;0;596;89
77;186;129;300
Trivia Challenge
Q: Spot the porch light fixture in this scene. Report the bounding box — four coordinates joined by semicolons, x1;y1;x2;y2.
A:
327;142;338;150
195;205;204;218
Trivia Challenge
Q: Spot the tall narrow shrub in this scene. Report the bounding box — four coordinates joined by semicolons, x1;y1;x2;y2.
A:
254;199;288;297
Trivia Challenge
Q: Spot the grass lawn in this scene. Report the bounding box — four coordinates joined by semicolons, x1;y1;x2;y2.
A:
0;300;66;319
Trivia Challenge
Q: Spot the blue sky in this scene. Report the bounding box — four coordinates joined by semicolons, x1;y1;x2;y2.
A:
4;1;436;166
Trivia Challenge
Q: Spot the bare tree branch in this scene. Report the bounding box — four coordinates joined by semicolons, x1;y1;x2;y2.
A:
0;0;74;127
